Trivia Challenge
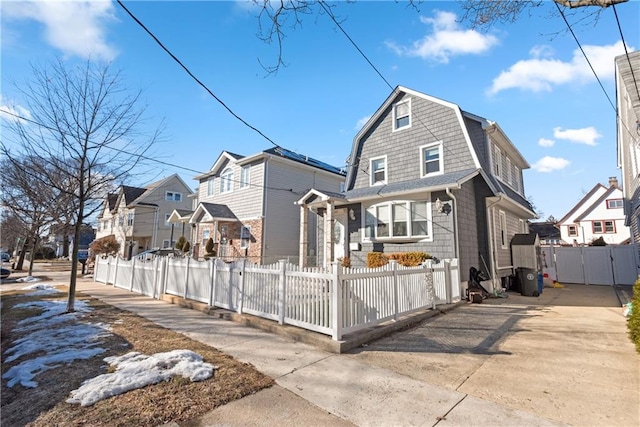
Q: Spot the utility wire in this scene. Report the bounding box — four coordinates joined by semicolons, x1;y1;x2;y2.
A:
612;4;640;106
115;0;281;149
0;109;306;195
555;2;617;112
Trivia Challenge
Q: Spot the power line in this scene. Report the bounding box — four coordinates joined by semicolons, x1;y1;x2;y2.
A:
0;109;310;195
612;4;640;106
115;0;281;149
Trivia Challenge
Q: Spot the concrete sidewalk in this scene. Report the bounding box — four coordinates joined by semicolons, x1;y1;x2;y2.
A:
66;277;564;427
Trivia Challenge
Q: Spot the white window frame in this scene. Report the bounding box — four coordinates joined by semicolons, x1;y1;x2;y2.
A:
363;199;432;242
220;168;233;194
370;156;387;186
165;191;182;202
392;98;411;131
606;199;623;209
499;210;507;249
162;239;171;248
505;157;512;185
164;213;171;226
207;178;215;196
419;141;444;177
202;229;210;246
127;212;134;227
240;165;250;189
240;225;251;249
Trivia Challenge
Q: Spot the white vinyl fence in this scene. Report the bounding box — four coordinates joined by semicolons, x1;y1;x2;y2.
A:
95;256;459;340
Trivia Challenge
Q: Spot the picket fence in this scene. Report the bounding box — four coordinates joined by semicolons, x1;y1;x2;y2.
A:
94;256;460;340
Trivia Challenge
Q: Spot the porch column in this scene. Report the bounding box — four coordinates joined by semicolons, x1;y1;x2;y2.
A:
299;205;308;268
324;201;334;269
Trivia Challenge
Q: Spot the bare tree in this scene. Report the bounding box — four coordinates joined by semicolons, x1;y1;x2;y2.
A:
1;58;161;311
0;156;59;276
460;0;629;28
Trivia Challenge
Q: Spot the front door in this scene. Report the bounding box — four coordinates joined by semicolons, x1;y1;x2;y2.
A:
333;210;347;263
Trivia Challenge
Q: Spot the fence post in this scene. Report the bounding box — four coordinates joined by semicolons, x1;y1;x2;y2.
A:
160;257;168;296
331;262;343;340
278;259;287;325
237;258;246;314
390;261;399;320
129;257;136;292
151;257;159;299
444;259;452;304
113;256;119;287
208;258;217;307
183;256;191;299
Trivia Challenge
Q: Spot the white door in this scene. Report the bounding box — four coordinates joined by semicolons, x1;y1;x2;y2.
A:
333;211;347;263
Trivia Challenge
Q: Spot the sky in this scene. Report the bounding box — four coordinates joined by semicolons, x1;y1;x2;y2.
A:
2;282;215;406
1;0;639;221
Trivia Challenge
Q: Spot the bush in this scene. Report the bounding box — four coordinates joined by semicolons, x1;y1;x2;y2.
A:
34;246;56;260
204;238;216;259
628;277;640;353
590;236;607;246
90;236;120;257
338;256;351;268
182;241;191;254
366;251;431;268
175;236;187;251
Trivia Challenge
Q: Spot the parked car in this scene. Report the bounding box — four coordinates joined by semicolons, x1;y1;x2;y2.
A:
1;268;10;279
135;248;183;261
1;251;10;262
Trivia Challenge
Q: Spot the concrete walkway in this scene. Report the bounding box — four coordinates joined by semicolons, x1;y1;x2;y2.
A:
63;277;565;427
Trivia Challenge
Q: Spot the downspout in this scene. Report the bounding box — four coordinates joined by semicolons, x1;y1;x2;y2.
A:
486;195;503;291
261;156;270;263
445;187;458;259
151;206;159;249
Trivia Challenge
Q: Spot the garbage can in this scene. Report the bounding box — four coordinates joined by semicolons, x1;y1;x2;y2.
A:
516;267;540;297
537;273;544;295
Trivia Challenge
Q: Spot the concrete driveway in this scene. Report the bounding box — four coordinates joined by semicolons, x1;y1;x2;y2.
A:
346;283;640;427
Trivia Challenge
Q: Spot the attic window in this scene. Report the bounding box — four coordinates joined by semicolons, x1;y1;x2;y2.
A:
165;191;182;202
393;99;411;131
606;199;623;209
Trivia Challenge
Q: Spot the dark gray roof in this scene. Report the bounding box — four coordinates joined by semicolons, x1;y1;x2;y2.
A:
344;168;478;200
528;222;560;239
121;185;147;205
174;209;194;216
200;202;237;220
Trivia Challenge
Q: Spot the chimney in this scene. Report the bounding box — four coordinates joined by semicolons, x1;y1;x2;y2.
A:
608;177;619;188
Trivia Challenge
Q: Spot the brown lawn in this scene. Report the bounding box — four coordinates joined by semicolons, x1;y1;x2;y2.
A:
1;288;274;427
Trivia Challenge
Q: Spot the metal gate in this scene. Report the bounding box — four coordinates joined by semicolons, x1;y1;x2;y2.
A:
542;245;639;286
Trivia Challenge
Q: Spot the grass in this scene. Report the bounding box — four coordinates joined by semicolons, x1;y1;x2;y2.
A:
1;288;274;427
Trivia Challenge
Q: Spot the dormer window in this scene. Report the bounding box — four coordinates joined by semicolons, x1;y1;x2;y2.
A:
370;156;387;186
393;99;411;131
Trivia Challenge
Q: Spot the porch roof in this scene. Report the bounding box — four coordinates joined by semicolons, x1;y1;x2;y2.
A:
296;188;347;207
189;202;238;223
168;209;194;223
343;168;479;201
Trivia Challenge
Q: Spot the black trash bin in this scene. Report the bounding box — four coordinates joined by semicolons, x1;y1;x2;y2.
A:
516;267;539;297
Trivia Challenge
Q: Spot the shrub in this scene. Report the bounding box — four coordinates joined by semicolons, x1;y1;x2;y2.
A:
175;236;187;251
338;256;351;268
34;246;56;260
204;238;216;259
366;252;388;268
628;277;640;353
590;236;607;246
90;236;120;257
366;251;431;268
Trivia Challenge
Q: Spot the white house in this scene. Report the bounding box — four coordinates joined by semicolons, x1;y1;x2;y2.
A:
557;177;630;245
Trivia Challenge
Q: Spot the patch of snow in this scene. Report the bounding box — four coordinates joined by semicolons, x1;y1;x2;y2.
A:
67;350;216;406
16;276;41;283
21;283;61;296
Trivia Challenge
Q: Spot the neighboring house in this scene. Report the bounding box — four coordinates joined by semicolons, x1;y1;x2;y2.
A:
615;51;640;252
528;221;562;245
95;174;194;258
296;86;536;289
557;177;630;245
187;147;345;264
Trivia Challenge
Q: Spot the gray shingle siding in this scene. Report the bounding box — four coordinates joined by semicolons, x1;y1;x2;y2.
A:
350;93;476;191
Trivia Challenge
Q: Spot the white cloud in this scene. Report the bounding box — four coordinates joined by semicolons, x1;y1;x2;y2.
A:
355;115;371;130
532;156;570;173
2;0;117;60
553;126;601;146
386;10;499;63
538;138;555;147
0;95;32;123
488;41;631;95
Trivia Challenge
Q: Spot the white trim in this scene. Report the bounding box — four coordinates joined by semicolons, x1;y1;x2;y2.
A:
419;141;444;178
165;191;183;202
240;165;251;189
392;98;411;132
370;155;388;186
220;167;233;194
499;210;507;249
361;198;433;243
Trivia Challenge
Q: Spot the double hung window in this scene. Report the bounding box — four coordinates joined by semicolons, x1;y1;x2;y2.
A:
370;157;387;186
393;99;411;130
220;168;233;193
420;142;443;177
